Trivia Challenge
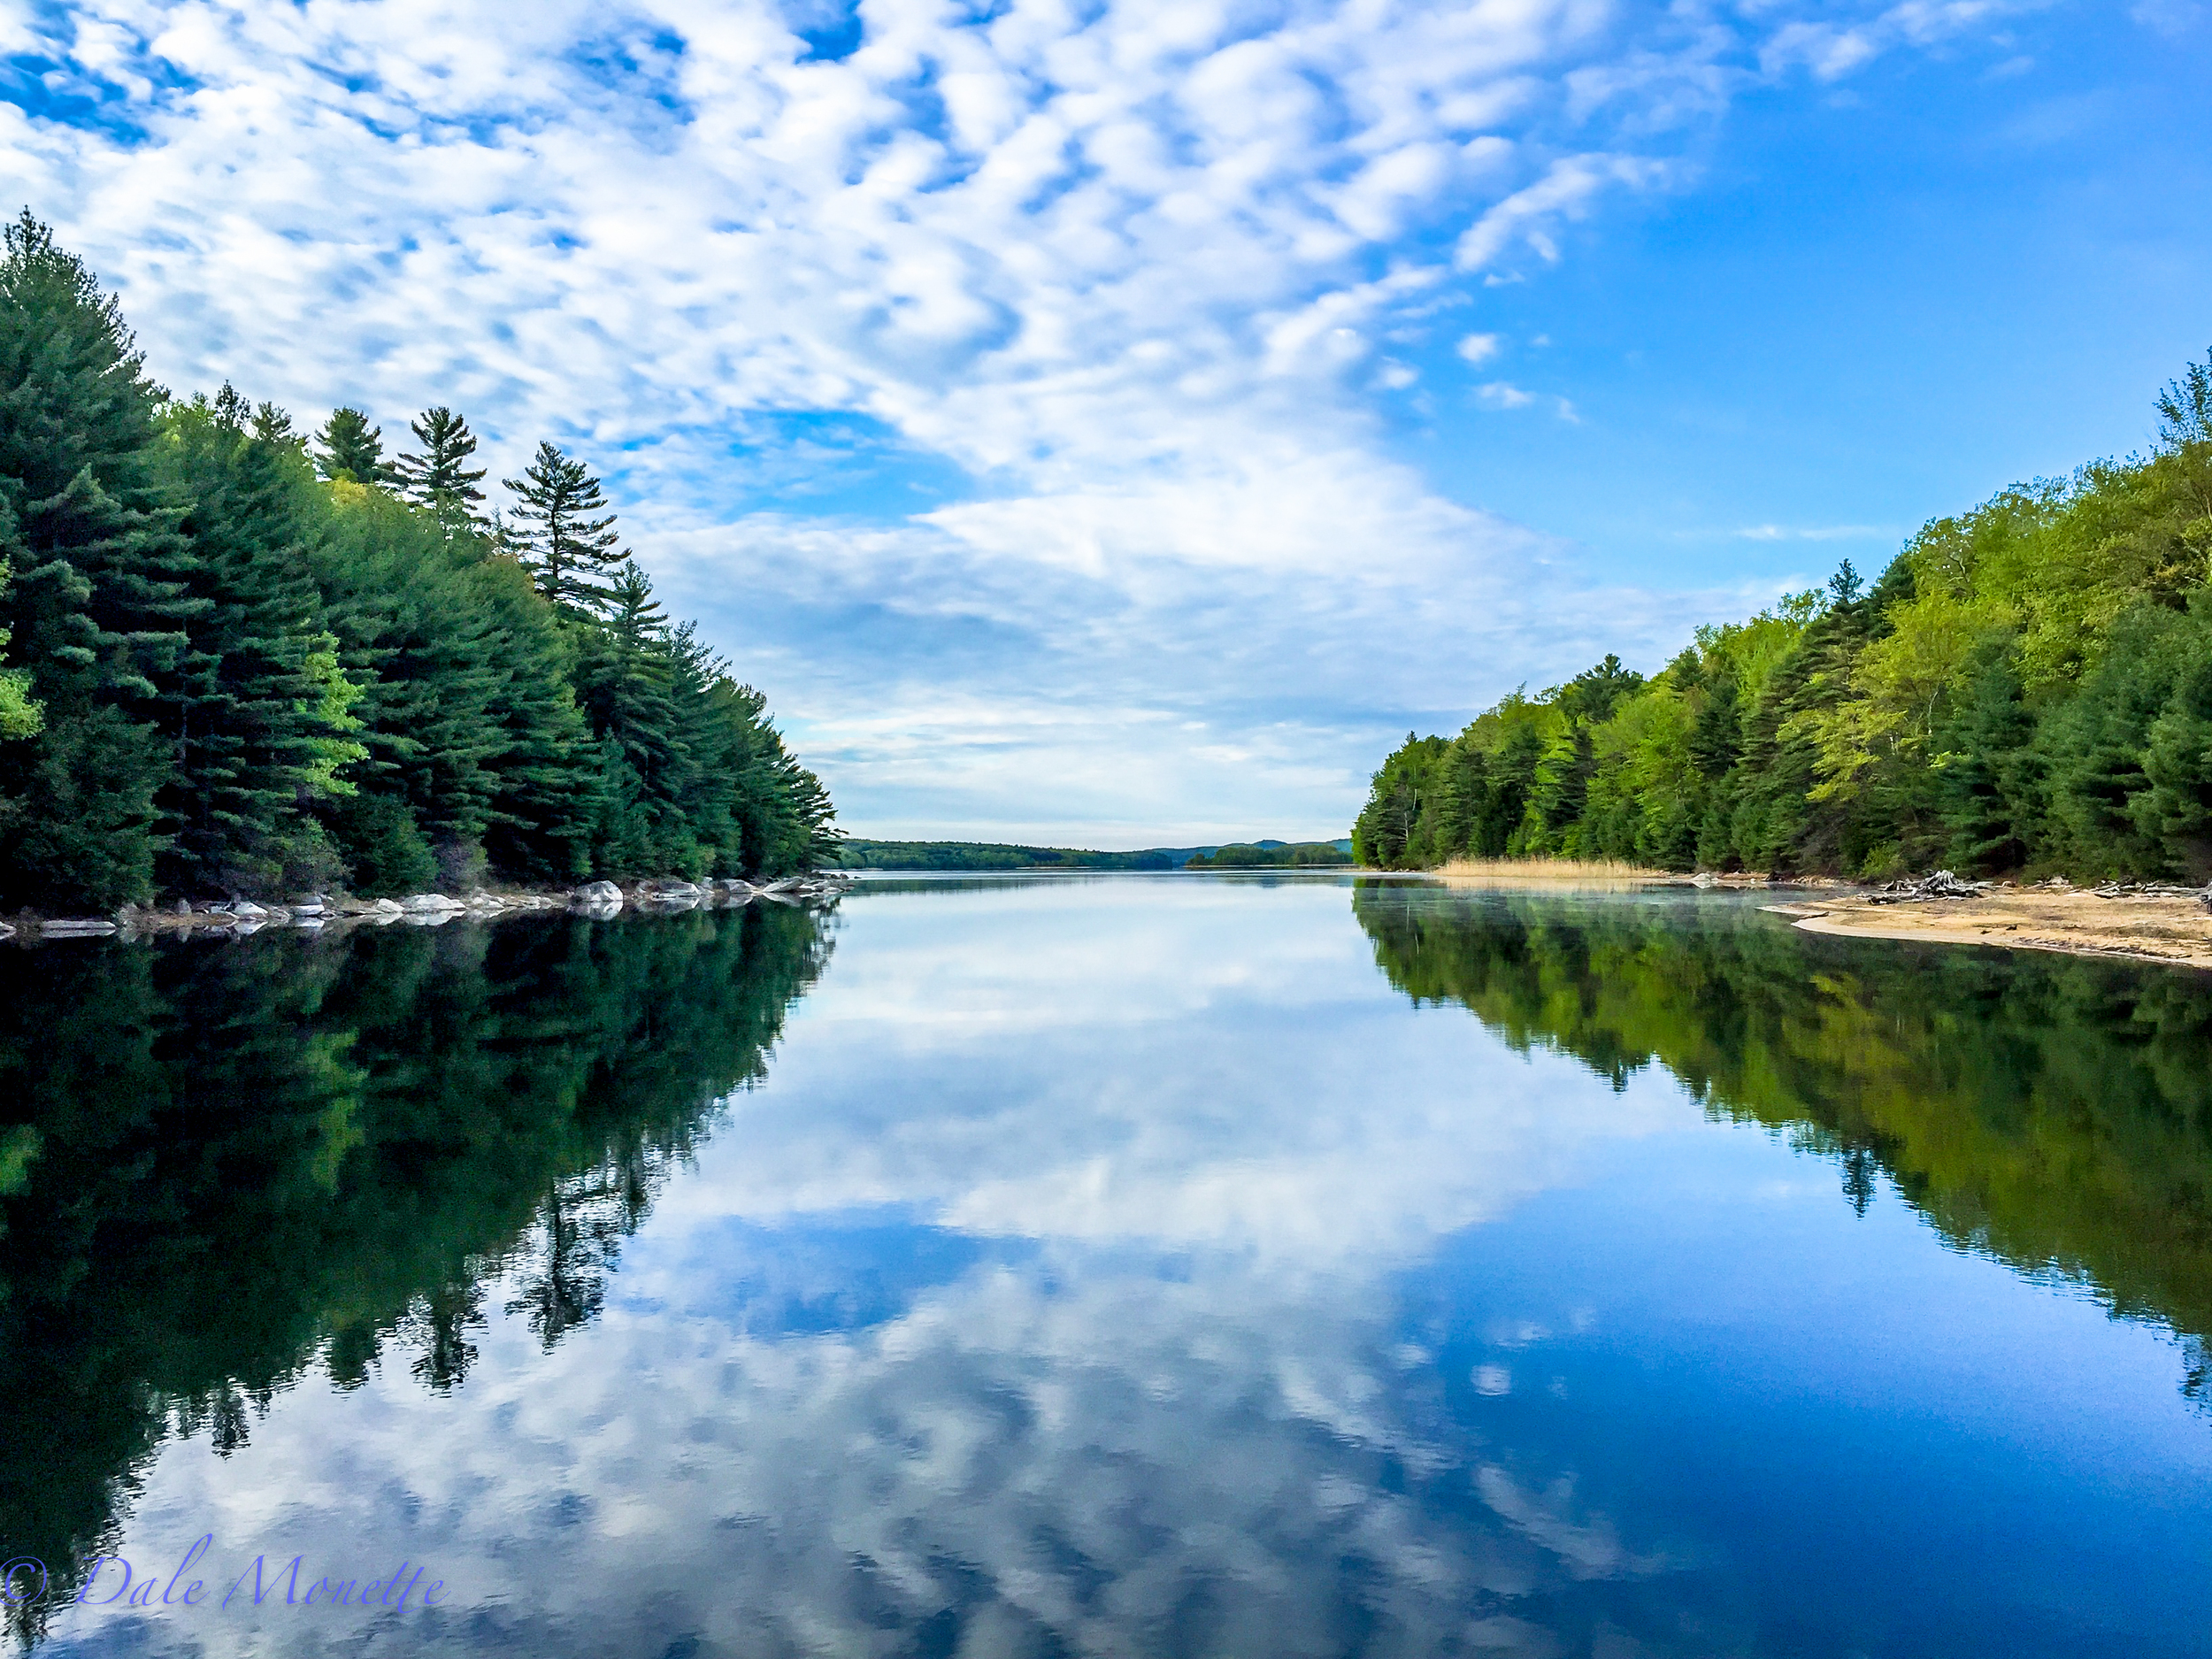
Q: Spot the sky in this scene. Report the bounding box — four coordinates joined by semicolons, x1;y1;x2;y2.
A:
3;0;2208;844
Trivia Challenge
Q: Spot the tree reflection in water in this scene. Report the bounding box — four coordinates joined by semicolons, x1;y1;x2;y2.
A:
1353;880;2212;1395
0;902;831;1630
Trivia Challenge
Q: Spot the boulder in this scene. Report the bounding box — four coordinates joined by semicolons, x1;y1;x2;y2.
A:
42;918;119;937
401;893;463;913
291;895;332;916
374;898;406;916
231;899;270;919
0;921;14;941
572;880;625;910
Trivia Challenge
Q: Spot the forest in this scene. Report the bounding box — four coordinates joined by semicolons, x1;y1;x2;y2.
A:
1354;353;2212;880
0;214;839;911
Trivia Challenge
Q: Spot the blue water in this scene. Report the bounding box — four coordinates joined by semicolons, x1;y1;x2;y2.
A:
11;876;2210;1656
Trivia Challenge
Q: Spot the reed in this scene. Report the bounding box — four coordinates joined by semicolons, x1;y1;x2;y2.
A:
1430;856;1671;881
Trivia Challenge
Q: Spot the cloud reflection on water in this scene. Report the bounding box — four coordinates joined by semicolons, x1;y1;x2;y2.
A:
47;879;2212;1658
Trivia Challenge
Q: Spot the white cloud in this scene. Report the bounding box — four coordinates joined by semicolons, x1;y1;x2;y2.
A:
1456;331;1503;364
1759;0;2055;82
0;0;2045;838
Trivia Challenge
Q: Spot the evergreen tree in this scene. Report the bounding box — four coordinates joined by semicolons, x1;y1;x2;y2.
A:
157;388;365;893
2135;594;2212;880
313;407;396;486
575;562;692;870
1940;650;2040;872
0;211;201;909
0;220;839;905
467;554;598;883
250;400;301;450
503;442;626;616
395;406;488;541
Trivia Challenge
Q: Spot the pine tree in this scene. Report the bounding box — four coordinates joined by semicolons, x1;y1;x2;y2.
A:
395;406;488;542
158;388;365;894
0;211;202;909
467;554;596;882
2136;595;2212;880
575;562;690;870
313;407;396;486
503;442;626;617
1940;650;2039;872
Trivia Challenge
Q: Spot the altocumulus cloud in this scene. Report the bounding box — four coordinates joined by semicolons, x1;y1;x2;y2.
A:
0;0;2038;841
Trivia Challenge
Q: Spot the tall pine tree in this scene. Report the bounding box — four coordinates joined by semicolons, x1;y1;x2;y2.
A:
158;388;365;894
504;442;626;616
395;406;488;542
575;562;689;870
0;211;202;909
313;407;395;486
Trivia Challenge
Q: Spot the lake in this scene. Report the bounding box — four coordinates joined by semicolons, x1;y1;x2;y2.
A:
3;875;2209;1657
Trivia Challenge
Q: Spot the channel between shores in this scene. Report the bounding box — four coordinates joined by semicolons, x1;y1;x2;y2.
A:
1;875;855;945
13;864;2209;973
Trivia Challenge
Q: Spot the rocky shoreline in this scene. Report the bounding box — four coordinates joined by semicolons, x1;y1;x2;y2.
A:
0;873;854;944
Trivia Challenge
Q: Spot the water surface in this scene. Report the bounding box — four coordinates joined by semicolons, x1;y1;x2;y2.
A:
3;878;2208;1656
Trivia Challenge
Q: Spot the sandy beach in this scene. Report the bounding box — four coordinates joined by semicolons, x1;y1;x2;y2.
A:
1763;887;2212;972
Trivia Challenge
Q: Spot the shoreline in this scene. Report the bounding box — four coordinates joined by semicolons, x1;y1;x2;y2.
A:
1;874;853;945
1762;888;2212;972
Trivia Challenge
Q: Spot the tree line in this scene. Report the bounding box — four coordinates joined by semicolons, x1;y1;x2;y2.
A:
1185;841;1351;868
0;213;839;910
1354;353;2212;880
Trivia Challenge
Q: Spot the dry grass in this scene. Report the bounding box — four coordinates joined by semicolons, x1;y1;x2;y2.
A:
1430;856;1671;884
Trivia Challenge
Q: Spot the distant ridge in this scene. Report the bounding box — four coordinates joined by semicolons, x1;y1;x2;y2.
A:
836;838;1355;872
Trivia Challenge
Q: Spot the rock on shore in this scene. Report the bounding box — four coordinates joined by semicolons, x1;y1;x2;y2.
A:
4;872;854;943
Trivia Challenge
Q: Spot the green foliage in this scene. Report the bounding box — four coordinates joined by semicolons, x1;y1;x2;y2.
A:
0;216;838;907
0;553;41;739
157;386;367;895
836;840;1181;871
1186;841;1352;868
0;210;200;909
312;405;396;486
1358;353;2212;880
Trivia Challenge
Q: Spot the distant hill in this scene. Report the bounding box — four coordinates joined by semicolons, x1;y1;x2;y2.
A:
835;838;1355;872
1183;841;1354;869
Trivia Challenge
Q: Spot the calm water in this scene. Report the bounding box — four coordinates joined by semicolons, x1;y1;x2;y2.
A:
4;877;2210;1657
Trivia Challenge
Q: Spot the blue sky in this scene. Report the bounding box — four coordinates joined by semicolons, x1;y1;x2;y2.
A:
4;0;2206;843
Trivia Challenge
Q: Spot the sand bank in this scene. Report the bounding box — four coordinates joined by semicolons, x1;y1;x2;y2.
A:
1764;888;2212;972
